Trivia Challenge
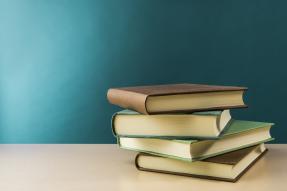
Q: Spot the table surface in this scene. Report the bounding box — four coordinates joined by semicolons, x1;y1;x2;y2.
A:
0;144;286;191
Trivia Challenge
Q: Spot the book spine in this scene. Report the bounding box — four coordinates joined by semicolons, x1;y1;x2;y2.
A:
134;153;141;170
111;112;118;137
107;88;148;114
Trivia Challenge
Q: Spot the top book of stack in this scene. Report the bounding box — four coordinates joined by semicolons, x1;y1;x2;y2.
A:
107;83;247;114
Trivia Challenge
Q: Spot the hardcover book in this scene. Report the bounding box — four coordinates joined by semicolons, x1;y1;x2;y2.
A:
118;120;273;161
112;109;231;139
135;144;267;182
107;83;247;114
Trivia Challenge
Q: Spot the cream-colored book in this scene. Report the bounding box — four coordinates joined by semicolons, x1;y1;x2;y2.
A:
113;110;231;139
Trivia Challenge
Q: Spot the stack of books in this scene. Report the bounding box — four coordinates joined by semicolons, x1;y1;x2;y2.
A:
107;83;274;182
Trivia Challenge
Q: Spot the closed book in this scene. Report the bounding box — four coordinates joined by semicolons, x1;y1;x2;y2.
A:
107;83;247;114
118;120;273;161
112;109;232;139
135;144;267;182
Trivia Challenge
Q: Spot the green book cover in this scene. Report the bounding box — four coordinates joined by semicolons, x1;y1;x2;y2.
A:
118;120;274;161
173;120;274;144
116;109;224;116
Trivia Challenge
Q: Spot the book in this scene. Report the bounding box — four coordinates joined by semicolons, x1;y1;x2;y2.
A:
135;144;267;182
112;109;231;139
107;83;247;114
118;120;273;161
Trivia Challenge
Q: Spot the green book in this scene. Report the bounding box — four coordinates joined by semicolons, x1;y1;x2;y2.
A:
112;109;232;139
118;120;274;161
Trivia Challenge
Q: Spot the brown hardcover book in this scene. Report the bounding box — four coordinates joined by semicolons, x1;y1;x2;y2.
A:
107;83;247;114
135;144;267;182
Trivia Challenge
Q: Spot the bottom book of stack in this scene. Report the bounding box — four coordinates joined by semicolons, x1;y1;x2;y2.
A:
135;144;267;182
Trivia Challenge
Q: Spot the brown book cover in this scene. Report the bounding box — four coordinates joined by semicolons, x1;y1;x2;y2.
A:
135;146;267;182
107;83;247;114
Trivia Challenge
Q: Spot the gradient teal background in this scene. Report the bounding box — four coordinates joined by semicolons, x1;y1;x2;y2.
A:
0;0;286;143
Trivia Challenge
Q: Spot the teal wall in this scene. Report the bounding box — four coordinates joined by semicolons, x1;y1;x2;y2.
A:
0;0;286;143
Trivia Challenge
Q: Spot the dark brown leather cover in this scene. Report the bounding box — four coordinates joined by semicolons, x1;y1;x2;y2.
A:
107;83;247;114
135;146;267;182
204;145;255;165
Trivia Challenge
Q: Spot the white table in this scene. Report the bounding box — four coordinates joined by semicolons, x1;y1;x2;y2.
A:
0;144;286;191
